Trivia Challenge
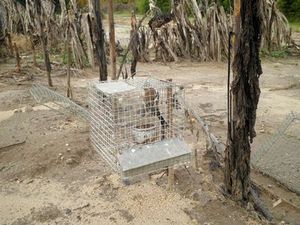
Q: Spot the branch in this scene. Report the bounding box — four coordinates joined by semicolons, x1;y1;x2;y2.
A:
116;10;151;79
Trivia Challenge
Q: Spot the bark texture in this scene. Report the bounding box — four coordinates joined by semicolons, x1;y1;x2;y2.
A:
224;0;262;201
93;0;107;81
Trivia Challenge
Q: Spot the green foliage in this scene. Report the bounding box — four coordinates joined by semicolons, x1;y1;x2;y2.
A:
136;0;171;14
219;0;232;12
136;0;149;13
261;47;290;59
277;0;300;21
156;0;171;13
270;48;290;58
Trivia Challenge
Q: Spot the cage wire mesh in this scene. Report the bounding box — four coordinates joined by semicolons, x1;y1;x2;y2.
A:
30;84;89;121
252;112;300;194
89;77;191;177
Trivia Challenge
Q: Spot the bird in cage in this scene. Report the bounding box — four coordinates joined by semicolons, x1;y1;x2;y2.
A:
143;88;168;139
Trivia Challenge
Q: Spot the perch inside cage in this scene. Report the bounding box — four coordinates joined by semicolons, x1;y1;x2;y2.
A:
89;77;191;178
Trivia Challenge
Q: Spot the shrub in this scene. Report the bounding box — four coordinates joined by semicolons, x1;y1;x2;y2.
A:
136;0;149;13
136;0;171;14
277;0;300;21
219;0;232;12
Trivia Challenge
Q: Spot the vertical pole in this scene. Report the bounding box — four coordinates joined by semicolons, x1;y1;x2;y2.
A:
167;167;175;191
30;36;37;67
108;0;117;80
93;0;108;81
66;19;73;99
35;0;53;87
193;146;199;170
166;78;173;138
41;33;53;87
130;10;138;78
14;43;21;73
6;32;13;56
166;78;174;190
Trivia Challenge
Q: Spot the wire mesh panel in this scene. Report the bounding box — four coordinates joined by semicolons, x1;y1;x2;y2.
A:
89;78;190;176
252;112;300;194
30;84;89;121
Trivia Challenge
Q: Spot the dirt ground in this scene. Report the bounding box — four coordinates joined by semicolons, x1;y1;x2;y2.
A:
0;50;300;225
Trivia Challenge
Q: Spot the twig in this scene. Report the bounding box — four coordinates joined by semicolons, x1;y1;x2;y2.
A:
117;10;151;79
0;140;26;150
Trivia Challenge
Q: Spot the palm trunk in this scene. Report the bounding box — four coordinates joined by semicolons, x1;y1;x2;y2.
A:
224;0;263;202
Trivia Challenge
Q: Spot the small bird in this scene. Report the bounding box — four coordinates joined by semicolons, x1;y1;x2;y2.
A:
143;88;168;139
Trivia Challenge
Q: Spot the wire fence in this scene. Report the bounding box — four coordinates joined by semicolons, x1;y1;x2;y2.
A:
252;112;300;194
30;84;89;121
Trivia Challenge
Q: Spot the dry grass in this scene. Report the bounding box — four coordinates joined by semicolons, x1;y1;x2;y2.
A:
290;21;300;33
11;34;32;52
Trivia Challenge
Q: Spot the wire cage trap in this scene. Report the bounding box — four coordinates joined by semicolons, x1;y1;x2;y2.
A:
89;77;191;177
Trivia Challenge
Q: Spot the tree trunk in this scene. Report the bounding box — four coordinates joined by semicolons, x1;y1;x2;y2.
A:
34;0;53;87
224;0;263;202
93;0;107;81
6;32;14;57
59;0;66;26
66;23;73;99
84;14;95;69
108;0;116;80
41;34;52;87
267;2;275;52
30;36;37;67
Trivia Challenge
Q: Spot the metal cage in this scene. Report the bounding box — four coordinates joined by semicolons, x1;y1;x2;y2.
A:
89;77;191;177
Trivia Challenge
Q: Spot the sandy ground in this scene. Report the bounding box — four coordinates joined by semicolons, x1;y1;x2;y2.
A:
0;53;300;225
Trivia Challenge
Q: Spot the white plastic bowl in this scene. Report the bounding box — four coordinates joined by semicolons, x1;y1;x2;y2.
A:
132;124;157;144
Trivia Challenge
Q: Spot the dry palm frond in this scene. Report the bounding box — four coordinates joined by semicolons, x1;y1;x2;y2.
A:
136;0;292;62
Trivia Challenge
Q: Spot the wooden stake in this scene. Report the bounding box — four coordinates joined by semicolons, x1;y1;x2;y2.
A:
30;36;37;66
14;43;21;72
166;79;173;138
84;14;95;69
41;35;53;87
130;10;138;77
167;167;175;191
66;21;73;99
6;32;13;56
117;10;151;79
193;147;199;170
166;78;175;190
108;0;116;80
